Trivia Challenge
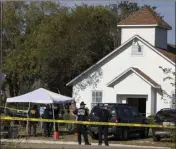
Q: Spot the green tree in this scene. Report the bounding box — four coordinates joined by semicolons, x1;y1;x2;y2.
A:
159;66;176;143
159;66;175;105
2;1;60;96
34;4;120;94
2;1;161;98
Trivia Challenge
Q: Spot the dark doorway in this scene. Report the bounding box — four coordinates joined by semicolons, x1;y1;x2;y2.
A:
127;98;146;116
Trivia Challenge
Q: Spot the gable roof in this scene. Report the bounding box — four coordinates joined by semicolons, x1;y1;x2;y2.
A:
118;7;172;30
167;44;176;54
157;48;176;63
168;44;176;49
107;67;160;88
66;35;175;86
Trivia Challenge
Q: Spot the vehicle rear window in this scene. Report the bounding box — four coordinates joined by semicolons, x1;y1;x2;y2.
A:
156;110;176;119
116;107;131;118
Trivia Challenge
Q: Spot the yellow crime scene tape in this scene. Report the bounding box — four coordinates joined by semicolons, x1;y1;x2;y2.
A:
1;116;176;129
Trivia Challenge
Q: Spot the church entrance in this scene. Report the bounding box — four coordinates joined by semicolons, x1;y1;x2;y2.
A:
127;97;146;116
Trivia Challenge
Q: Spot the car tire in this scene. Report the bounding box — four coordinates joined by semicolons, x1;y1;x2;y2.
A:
120;128;129;141
140;128;149;138
153;135;161;142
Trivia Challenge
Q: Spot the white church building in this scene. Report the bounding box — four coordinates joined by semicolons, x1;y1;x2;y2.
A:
67;7;176;116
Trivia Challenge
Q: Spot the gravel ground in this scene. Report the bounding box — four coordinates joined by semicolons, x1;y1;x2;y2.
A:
15;133;175;149
15;126;175;149
1;143;172;149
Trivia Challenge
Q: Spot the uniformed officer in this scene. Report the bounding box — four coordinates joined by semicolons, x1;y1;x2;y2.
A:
28;104;40;136
98;105;111;146
42;104;53;137
74;101;91;145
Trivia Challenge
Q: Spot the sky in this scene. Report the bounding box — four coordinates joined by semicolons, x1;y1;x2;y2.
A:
59;0;176;45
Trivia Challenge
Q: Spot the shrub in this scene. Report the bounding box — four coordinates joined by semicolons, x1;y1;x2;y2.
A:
147;114;155;124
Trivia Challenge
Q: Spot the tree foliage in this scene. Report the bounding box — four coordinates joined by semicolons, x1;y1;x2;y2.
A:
159;66;175;103
2;1;161;97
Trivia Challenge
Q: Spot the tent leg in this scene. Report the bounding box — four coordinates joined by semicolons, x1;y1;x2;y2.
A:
52;104;56;131
52;104;59;140
4;102;7;113
27;102;30;136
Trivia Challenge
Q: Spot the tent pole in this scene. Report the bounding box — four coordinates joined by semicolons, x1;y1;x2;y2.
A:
4;102;7;109
4;102;7;114
52;104;56;131
27;102;30;135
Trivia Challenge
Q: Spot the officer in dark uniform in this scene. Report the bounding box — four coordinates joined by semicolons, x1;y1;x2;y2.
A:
28;104;40;136
74;101;91;145
42;104;53;137
98;105;111;146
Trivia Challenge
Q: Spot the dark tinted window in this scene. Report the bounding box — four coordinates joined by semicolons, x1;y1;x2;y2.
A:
130;108;140;117
118;107;131;118
156;109;176;121
157;110;176;117
91;105;100;111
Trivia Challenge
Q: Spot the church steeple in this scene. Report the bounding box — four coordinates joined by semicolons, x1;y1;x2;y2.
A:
117;7;172;49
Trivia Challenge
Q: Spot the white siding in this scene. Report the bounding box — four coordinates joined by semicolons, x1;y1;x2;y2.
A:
121;27;168;50
151;87;157;114
121;27;155;46
155;27;168;49
113;73;150;95
156;92;171;111
72;39;175;113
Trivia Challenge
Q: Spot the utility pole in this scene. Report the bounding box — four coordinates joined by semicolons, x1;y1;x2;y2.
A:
0;0;3;72
0;0;3;106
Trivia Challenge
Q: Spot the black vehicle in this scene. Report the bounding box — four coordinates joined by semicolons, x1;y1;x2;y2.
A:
89;103;149;140
152;108;176;142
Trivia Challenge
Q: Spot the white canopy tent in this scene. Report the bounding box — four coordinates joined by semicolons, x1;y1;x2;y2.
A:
5;88;73;133
6;88;73;104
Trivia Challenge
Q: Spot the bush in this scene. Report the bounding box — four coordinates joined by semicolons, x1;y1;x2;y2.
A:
147;115;155;124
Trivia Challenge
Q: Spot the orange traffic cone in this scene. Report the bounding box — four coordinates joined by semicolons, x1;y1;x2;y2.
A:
53;131;59;140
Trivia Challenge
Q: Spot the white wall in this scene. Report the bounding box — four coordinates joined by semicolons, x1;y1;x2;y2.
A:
121;27;155;46
113;72;150;95
121;27;168;50
151;87;157;114
72;39;175;112
113;72;152;116
155;27;168;49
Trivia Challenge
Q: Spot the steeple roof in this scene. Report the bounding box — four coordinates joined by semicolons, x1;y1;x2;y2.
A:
118;7;172;30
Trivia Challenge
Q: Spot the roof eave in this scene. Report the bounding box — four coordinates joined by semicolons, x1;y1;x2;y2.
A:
106;67;161;89
108;84;160;89
158;25;172;30
136;35;175;65
155;86;161;89
66;35;175;87
117;24;158;27
106;68;131;87
117;24;172;30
